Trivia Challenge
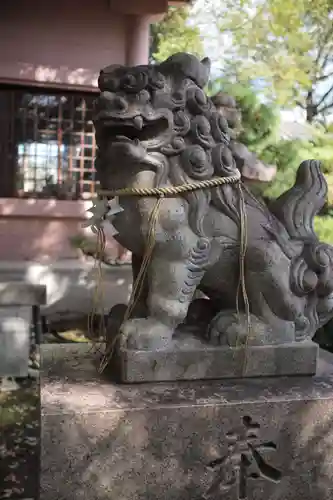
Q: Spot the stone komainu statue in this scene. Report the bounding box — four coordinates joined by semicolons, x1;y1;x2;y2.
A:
93;52;333;354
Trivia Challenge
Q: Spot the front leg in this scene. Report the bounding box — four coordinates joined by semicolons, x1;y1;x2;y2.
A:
122;227;211;350
148;237;212;327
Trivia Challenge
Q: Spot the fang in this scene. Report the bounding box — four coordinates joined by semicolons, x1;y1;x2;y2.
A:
133;116;144;130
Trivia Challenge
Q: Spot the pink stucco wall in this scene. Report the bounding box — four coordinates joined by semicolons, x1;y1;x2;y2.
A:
0;0;187;88
0;198;119;261
0;0;127;88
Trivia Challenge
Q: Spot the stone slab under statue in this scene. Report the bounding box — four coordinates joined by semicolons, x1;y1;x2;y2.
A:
106;305;318;381
88;52;333;382
116;337;318;383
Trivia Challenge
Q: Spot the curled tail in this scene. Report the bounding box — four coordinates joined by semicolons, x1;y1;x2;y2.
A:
269;160;327;240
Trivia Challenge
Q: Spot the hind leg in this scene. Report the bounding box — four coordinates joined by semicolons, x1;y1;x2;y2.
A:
246;242;308;340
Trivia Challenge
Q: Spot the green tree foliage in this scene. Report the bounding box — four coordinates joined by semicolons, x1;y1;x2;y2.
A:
211;0;333;122
314;216;333;243
150;5;204;63
263;129;333;200
209;77;333;202
262;141;307;199
209;78;292;196
208;78;279;154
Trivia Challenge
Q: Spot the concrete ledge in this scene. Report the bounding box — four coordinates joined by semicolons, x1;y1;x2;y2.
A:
0;282;46;305
0;263;132;320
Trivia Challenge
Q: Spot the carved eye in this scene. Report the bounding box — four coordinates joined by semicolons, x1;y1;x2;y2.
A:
148;71;165;90
121;71;148;93
137;89;150;103
114;96;128;112
123;74;136;87
98;73;118;92
98;64;123;92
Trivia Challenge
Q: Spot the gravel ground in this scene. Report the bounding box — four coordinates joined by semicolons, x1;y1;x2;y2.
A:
0;376;40;500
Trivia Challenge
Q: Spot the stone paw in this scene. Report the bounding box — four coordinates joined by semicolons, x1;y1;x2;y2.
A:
206;311;284;346
120;318;174;350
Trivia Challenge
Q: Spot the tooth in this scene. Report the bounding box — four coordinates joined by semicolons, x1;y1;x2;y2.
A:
133;116;143;130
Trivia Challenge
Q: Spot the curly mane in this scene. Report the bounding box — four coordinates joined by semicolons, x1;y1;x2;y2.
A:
152;53;243;236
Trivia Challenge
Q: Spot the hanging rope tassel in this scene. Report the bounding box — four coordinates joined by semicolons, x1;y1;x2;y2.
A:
87;226;107;353
236;183;251;375
98;195;164;373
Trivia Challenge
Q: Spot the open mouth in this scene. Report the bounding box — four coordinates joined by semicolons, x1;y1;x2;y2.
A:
98;115;170;145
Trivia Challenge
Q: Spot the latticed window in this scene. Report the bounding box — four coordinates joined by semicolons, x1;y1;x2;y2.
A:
0;86;99;199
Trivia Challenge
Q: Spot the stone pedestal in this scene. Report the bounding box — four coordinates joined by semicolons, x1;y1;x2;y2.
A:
41;344;333;500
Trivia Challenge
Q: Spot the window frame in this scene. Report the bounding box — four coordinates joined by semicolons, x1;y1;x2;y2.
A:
0;83;100;200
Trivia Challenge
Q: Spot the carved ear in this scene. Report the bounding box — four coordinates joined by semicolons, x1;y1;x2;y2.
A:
200;57;211;86
159;53;211;88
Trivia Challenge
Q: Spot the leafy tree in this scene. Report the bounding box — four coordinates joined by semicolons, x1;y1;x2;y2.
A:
263;129;333;200
262;140;306;199
202;0;333;123
150;5;204;63
208;78;279;153
209;78;286;196
209;77;333;202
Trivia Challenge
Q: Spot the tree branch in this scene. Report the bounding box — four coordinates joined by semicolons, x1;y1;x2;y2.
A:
318;50;333;72
315;70;333;83
316;84;333;107
318;100;333;114
315;26;333;66
296;100;305;109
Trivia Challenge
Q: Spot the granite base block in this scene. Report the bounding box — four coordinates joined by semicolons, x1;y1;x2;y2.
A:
117;340;318;382
41;344;333;500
